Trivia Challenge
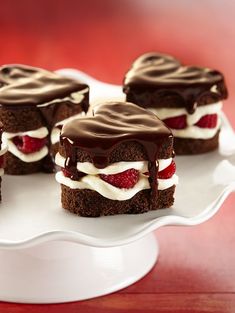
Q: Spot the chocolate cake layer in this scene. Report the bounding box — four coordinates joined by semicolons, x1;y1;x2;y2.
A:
61;185;175;217
174;131;219;155
5;151;46;175
0;107;44;133
59;139;173;163
0;101;85;139
124;52;228;113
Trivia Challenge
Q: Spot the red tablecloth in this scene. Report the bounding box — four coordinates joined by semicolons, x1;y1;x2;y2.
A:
0;1;234;312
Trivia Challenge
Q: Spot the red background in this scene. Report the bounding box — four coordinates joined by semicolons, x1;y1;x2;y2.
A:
1;1;235;312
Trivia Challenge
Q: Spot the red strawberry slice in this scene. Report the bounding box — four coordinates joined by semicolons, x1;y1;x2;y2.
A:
62;168;71;178
61;167;86;180
195;114;218;128
12;135;47;154
144;161;176;179
158;161;176;179
100;168;139;189
163;115;187;129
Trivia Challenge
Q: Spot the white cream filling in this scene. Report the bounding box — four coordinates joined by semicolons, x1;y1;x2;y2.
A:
55;153;172;174
158;175;179;190
50;128;61;146
55;154;178;200
2;127;48;163
51;112;86;145
2;127;49;140
55;171;178;201
149;101;222;139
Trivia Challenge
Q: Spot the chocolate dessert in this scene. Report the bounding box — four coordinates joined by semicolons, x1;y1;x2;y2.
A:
123;52;228;154
55;101;178;217
0;64;89;174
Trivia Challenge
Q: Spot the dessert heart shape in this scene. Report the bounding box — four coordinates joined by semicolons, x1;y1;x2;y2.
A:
124;52;228;113
60;101;174;210
125;52;223;87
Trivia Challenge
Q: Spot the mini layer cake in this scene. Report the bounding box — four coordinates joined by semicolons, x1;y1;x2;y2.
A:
55;101;178;217
0;122;7;201
0;64;89;174
123;52;228;154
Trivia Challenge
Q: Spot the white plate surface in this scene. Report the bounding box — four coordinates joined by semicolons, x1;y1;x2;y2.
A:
0;70;234;249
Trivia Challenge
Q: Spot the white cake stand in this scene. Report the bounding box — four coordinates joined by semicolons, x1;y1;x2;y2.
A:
0;71;234;303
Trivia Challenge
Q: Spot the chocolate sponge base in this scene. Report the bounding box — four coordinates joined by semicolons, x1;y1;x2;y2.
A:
61;185;175;217
174;131;219;155
5;152;46;175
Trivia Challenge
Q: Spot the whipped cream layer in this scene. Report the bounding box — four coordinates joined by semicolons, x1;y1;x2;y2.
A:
149;101;222;139
3;127;48;163
55;154;178;201
51;112;86;145
55;153;172;174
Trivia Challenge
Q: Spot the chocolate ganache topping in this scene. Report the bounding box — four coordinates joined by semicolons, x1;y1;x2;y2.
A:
124;52;228;113
61;101;173;209
0;64;87;105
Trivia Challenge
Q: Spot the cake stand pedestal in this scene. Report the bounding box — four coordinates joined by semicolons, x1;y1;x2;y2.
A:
0;233;158;303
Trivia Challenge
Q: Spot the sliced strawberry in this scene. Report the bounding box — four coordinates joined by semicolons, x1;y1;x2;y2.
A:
158;161;176;179
100;168;139;189
62;168;71;178
163;115;187;129
195;114;218;128
61;167;86;180
12;135;47;154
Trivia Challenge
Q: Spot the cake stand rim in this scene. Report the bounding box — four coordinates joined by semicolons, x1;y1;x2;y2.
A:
0;180;233;250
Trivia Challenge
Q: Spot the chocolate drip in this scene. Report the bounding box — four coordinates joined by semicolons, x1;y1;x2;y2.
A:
0;64;89;172
124;52;228;113
61;102;173;210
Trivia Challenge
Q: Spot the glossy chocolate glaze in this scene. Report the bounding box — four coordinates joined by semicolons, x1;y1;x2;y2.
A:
61;101;173;209
0;64;88;105
0;64;89;172
124;52;228;113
